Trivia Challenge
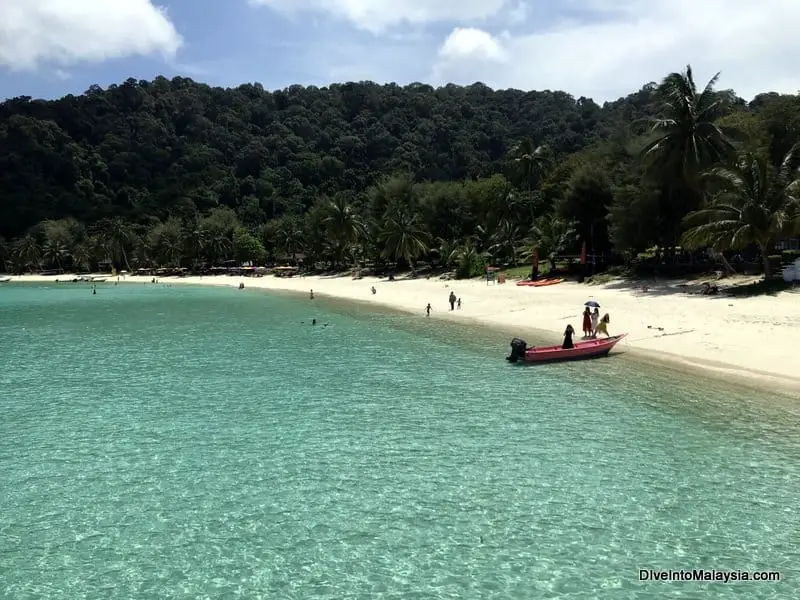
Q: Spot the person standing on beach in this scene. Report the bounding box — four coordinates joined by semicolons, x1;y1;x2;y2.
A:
582;307;592;337
591;308;600;337
309;289;314;300
426;303;432;316
448;291;456;310
595;313;611;337
562;324;575;349
457;297;462;309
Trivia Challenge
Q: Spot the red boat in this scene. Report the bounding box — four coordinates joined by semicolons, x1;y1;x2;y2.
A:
516;278;564;287
506;334;627;364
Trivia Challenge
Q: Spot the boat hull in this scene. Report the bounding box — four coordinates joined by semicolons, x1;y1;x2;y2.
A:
509;334;627;364
519;348;613;364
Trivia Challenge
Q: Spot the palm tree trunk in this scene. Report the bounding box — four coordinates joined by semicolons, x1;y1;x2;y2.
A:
760;244;772;279
719;253;736;275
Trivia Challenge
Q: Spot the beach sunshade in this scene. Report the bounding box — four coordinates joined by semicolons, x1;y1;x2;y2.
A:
585;300;600;308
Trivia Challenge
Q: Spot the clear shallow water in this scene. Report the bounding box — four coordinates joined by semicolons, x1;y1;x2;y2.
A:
1;282;799;599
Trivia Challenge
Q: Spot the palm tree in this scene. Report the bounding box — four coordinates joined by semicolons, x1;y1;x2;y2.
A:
643;65;737;252
488;218;523;265
198;222;232;265
275;217;305;264
322;195;365;265
509;140;550;224
435;237;460;269
681;148;800;279
42;238;69;270
452;245;484;278
378;207;430;271
185;224;208;267
147;219;184;267
643;65;735;181
509;139;550;191
14;234;41;272
88;235;110;269
519;215;577;272
71;243;91;273
99;217;135;272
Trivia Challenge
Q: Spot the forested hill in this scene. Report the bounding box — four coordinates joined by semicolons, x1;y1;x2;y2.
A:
0;77;629;236
2;72;800;277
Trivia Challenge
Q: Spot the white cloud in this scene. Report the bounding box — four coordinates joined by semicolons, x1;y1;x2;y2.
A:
255;0;800;101
0;0;182;71
439;28;507;63
249;0;510;33
430;0;800;101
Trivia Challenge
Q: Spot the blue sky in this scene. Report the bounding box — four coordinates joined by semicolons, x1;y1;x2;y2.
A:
1;0;799;102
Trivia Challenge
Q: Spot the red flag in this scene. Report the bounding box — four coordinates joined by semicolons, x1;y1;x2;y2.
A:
580;241;587;265
532;248;539;270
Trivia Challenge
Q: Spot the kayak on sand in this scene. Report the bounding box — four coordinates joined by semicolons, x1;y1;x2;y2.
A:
516;278;564;287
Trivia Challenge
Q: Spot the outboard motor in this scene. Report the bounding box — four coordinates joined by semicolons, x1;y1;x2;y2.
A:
506;338;528;363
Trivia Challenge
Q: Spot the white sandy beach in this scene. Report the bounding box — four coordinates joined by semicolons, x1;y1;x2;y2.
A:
8;272;800;392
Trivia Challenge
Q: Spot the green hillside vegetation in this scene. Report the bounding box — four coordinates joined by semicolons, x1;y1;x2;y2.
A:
1;65;799;279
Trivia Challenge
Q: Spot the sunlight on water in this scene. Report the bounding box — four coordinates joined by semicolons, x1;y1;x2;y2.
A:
1;283;798;598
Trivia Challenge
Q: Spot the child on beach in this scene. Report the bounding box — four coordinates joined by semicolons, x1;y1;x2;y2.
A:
591;308;600;336
425;303;432;316
595;313;610;337
457;298;462;309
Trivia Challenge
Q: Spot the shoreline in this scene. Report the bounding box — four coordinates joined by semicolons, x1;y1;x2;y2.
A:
7;273;800;395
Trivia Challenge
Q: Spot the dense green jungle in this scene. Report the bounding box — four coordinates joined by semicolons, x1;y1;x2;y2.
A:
1;65;799;280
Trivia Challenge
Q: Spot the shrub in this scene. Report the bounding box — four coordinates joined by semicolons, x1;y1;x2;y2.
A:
781;249;800;263
455;248;485;279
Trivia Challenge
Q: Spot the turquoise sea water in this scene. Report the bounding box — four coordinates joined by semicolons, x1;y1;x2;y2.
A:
1;282;799;599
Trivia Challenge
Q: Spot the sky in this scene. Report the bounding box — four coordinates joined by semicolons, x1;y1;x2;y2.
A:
1;0;800;103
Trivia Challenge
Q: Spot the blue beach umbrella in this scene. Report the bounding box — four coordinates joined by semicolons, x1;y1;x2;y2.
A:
584;300;600;308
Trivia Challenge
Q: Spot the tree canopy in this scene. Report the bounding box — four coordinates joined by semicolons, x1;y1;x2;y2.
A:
1;69;799;276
